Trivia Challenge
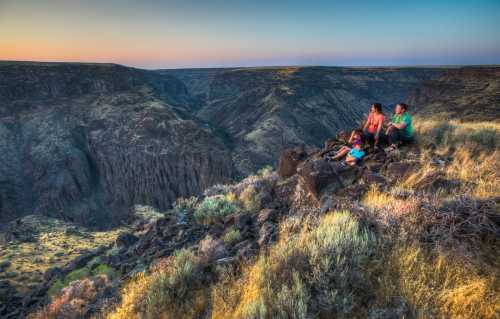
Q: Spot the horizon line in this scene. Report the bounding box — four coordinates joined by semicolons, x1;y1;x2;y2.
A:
1;59;500;71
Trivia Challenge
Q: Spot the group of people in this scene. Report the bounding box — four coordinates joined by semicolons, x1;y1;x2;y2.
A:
330;103;414;165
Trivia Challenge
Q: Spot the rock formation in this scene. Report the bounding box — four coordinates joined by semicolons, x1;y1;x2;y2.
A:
0;62;233;226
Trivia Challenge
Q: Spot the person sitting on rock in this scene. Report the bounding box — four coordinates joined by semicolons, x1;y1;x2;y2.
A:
330;129;363;161
363;102;385;148
345;141;366;166
385;103;414;150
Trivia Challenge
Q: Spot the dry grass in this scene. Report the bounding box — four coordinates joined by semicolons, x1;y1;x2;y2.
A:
211;211;374;319
410;118;500;199
374;243;500;319
106;249;208;319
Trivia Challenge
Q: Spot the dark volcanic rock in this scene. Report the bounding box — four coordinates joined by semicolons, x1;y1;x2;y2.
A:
297;158;361;201
115;232;139;249
384;162;415;180
278;144;308;178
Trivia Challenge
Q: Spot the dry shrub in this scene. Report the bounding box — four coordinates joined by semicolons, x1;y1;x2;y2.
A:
420;195;500;244
444;148;499;199
239;185;261;212
106;249;208;319
375;243;500;319
362;185;421;234
414;118;500;150
211;211;374;319
30;275;111;319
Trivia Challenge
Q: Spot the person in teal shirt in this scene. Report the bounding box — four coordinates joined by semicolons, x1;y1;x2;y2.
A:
385;103;413;149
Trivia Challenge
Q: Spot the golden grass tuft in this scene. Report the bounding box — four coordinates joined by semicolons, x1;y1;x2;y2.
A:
211;211;374;319
106;249;208;319
375;243;500;319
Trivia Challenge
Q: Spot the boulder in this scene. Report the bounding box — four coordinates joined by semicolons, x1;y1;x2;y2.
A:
257;208;277;224
297;159;361;201
258;222;277;247
115;232;139;249
198;236;227;264
278;144;308;178
361;171;387;186
43;267;63;282
224;212;253;230
384;162;414;180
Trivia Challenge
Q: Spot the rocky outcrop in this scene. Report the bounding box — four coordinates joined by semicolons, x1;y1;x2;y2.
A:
297;159;361;201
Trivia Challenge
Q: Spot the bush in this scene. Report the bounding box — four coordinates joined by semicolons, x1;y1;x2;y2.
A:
212;211;374;318
107;249;208;319
30;275;112;319
194;195;239;224
257;165;274;177
239;185;261;212
222;228;241;245
172;196;199;216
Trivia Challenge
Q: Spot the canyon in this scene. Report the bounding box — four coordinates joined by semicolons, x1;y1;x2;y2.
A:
1;62;497;227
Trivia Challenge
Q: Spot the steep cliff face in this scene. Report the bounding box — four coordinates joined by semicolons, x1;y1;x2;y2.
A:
406;66;500;121
190;67;443;175
0;62;233;226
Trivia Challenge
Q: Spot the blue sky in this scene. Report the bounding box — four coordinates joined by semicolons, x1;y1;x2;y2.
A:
1;0;499;68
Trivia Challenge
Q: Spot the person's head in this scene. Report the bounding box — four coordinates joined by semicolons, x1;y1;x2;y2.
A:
353;129;363;138
395;103;408;115
371;103;383;114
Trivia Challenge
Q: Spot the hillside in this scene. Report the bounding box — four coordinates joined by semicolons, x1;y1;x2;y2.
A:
407;66;500;121
0;62;499;319
20;117;500;319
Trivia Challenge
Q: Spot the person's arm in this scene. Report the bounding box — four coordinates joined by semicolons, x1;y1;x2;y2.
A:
348;131;356;144
362;116;369;131
393;122;406;129
375;117;383;140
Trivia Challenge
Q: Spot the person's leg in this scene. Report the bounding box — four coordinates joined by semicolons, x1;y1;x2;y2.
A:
400;131;414;145
364;129;374;146
388;128;402;146
345;155;357;166
331;146;350;160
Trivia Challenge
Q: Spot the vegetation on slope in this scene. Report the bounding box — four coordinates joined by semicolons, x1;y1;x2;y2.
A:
32;117;500;319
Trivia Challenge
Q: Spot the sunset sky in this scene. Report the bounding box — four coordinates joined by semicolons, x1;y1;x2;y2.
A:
1;0;500;69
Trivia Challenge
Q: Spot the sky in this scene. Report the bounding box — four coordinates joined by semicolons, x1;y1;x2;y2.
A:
1;0;500;69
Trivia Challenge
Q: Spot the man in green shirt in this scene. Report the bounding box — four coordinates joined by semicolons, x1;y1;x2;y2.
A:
385;103;414;149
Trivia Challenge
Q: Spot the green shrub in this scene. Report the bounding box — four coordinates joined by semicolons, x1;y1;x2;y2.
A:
143;249;206;319
194;195;239;224
92;264;116;278
468;127;499;149
257;165;274;177
240;185;261;212
48;265;116;298
222;229;241;245
212;211;375;318
65;267;91;283
48;267;92;296
172;196;199;216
